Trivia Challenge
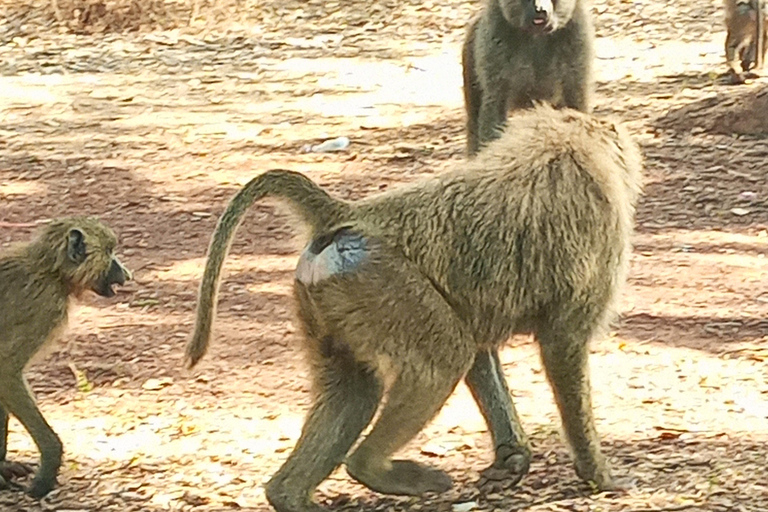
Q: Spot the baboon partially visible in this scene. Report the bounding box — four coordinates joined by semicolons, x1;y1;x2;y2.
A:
725;0;767;84
462;0;595;156
0;217;131;498
187;105;643;512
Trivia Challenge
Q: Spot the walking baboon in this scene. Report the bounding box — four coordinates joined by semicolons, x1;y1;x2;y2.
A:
0;217;131;498
725;0;767;84
462;0;595;156
187;105;643;512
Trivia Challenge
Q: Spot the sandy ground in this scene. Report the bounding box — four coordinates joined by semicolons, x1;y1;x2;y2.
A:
0;0;767;510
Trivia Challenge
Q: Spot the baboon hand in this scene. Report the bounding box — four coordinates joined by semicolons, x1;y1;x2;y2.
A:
480;443;532;486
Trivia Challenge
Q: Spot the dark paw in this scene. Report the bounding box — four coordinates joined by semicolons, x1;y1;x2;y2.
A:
575;460;616;492
729;71;747;85
479;444;531;487
265;478;327;512
27;476;56;499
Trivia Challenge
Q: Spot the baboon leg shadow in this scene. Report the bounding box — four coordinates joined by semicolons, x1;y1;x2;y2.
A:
265;339;383;512
465;349;531;484
536;326;615;491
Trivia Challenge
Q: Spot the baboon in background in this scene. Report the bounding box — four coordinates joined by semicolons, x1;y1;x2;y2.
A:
187;105;643;512
0;217;131;498
724;0;767;84
462;0;595;156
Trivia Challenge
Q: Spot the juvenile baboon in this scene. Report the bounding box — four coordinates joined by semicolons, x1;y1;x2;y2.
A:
462;0;595;156
725;0;767;84
0;217;131;498
187;105;643;512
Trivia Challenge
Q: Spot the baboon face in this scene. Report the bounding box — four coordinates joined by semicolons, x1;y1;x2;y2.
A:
500;0;576;34
43;217;132;297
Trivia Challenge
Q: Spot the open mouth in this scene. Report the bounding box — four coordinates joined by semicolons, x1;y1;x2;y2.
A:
527;20;553;34
93;282;117;298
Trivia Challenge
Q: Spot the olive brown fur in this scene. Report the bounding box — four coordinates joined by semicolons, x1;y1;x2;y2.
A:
0;216;131;498
187;105;643;512
462;0;595;156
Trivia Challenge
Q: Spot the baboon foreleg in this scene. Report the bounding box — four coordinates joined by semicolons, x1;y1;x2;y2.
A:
0;375;62;498
537;330;615;491
265;342;382;512
464;81;483;156
476;91;510;152
562;66;592;113
726;34;748;84
465;349;531;484
462;23;483;157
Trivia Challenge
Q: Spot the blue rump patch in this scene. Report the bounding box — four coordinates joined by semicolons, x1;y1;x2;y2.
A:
296;227;368;285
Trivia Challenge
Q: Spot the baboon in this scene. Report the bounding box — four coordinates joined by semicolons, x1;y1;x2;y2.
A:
0;217;131;498
187;105;643;512
725;0;767;84
462;0;595;156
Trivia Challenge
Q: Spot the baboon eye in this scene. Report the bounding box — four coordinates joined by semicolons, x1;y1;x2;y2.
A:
66;229;87;264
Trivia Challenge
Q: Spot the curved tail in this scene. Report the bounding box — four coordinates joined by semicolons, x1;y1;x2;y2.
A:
185;169;346;368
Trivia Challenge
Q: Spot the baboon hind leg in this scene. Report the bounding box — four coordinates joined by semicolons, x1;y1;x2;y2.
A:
344;260;476;496
465;349;531;484
537;327;615;491
346;366;466;496
0;374;62;498
265;337;382;512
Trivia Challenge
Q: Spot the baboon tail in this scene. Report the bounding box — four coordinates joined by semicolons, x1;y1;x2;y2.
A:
185;169;345;368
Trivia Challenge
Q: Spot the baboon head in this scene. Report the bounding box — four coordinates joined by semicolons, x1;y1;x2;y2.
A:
33;216;131;298
499;0;577;34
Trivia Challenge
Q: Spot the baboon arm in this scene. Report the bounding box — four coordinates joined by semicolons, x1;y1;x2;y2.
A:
477;94;510;149
465;349;530;454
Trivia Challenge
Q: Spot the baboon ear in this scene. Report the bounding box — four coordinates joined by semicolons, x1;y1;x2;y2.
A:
67;228;87;264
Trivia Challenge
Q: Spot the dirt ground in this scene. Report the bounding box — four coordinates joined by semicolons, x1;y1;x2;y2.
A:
0;0;767;511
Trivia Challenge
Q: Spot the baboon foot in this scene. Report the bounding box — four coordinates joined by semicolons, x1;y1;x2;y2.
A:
265;481;327;512
348;459;452;496
575;460;616;492
480;444;531;485
729;71;747;85
0;461;34;481
26;475;56;499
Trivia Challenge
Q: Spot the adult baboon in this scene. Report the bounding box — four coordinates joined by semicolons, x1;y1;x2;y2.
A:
725;0;767;84
462;0;595;156
0;217;131;497
187;105;643;512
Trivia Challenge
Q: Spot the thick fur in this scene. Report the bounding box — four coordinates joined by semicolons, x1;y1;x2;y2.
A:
724;0;767;84
187;106;643;512
462;0;595;155
0;217;130;498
